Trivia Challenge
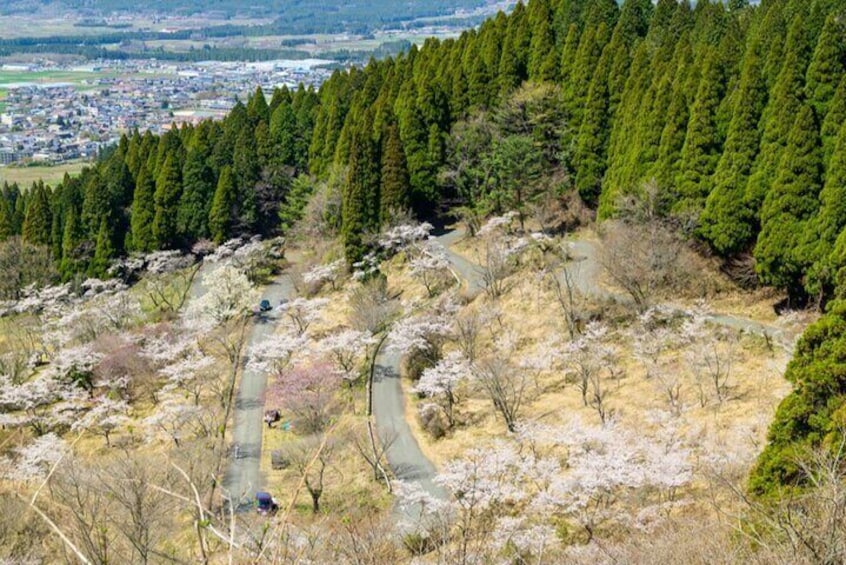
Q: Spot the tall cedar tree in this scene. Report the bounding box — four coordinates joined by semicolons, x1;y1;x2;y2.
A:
342;121;381;264
379;122;411;224
89;217;115;278
700;38;768;255
805;13;846;120
745;16;813;218
209;165;236;244
804;121;846;300
130;163;156;253
22;183;51;247
674;46;727;219
153;155;182;249
754;105;823;298
177;147;214;242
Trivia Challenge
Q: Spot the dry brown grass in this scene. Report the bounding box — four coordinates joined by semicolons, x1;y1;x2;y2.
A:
400;224;802;521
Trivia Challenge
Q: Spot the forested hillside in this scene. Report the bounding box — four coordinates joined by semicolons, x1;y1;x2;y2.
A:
3;0;846;498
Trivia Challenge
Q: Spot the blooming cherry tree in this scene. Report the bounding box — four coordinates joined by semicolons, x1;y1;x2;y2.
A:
278;297;329;335
408;245;453;297
267;361;341;434
0;433;68;482
414;351;470;426
246;330;308;374
302;260;345;291
317;329;375;386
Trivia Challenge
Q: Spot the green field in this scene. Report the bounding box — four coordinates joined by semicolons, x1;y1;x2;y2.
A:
0;70;105;87
0;162;88;187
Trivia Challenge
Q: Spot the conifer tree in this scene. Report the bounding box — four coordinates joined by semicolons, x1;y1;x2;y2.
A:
700;39;768;255
22;183;51;247
177;148;214;242
130;163;156;253
805;120;846;299
746;16;813;217
89;217;115;278
558;23;580;86
599;42;654;218
565;23;608;127
209;165;236;244
152;155;182;249
269;85;292;115
233;128;260;231
821;76;846;166
805;13;846;120
674;47;727;218
498;2;529;97
342;122;381;264
380;122;410;224
754;105;823;297
270;101;297;167
527;0;558;82
59;206;82;277
574;59;611;205
247;86;269;127
0;194;13;241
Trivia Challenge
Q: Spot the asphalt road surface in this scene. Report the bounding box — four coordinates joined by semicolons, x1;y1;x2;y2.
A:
188;259;294;510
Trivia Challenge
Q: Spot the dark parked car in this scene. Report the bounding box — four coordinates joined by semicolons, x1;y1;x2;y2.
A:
259;299;272;312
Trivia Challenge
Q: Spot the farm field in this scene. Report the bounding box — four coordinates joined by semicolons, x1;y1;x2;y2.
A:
0;70;108;87
0;161;88;187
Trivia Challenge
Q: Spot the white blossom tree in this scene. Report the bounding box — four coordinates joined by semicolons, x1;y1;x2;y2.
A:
0;432;68;482
277;297;329;335
246;330;308;375
414;351;470;427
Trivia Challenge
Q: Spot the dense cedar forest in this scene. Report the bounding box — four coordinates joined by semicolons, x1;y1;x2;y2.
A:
3;0;846;497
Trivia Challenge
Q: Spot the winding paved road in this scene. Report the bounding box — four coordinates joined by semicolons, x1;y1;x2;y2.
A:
188;260;294;510
224;274;294;509
563;237;794;351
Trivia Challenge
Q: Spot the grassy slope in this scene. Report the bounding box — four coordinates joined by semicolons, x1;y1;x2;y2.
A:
0;162;88;187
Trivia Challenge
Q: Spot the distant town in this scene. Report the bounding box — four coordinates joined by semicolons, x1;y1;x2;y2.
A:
0;59;333;167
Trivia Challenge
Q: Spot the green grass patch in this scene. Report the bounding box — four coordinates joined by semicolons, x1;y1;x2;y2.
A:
0;70;105;87
0;162;88;187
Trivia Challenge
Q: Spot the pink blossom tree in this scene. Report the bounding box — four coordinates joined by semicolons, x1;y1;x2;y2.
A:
268;361;341;434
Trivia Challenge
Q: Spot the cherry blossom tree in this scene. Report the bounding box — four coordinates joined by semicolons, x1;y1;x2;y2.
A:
561;322;619;414
408;245;453;297
681;311;738;405
278;297;328;335
378;222;434;254
143;397;201;446
268;361;341;434
317;329;375;387
72;396;130;447
184;265;257;330
0;432;68;482
302;259;345;292
282;432;336;513
386;312;452;370
472;355;530;433
414;351;470;427
246;330;308;375
159;349;216;406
